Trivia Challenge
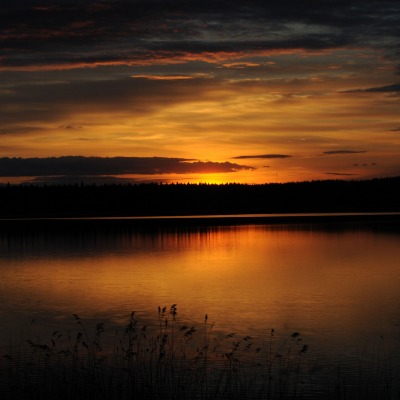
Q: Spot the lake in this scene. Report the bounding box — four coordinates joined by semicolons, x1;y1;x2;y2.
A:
1;214;400;397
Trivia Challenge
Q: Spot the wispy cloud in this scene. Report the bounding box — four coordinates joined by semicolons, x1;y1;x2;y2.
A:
0;156;254;177
222;62;262;69
131;75;195;80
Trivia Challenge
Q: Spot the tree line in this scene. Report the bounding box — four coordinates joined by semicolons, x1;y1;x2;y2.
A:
0;177;399;218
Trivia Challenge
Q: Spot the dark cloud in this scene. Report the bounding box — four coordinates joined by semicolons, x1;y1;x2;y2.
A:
28;175;138;185
25;175;186;185
233;154;292;159
1;1;399;69
0;156;254;177
0;76;217;125
344;83;400;93
363;83;400;93
323;150;367;155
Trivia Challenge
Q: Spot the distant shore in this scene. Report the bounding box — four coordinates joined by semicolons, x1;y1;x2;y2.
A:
1;177;399;221
1;212;400;232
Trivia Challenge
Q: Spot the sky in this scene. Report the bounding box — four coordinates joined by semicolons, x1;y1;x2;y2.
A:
1;0;399;184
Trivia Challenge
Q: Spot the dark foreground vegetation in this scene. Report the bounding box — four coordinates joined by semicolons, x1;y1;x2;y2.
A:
1;306;397;400
0;177;399;218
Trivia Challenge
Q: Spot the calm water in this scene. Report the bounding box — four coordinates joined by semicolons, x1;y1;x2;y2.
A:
1;216;400;384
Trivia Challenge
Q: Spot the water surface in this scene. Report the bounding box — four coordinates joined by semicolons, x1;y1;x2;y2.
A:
1;217;399;382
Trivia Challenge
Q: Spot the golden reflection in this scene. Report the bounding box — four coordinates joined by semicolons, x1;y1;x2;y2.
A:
1;225;399;347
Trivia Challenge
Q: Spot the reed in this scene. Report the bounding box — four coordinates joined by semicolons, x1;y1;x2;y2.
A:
1;305;397;400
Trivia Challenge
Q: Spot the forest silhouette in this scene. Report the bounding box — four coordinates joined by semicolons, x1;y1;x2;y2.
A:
0;176;399;219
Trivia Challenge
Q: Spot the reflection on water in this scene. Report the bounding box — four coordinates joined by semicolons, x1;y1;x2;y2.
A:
1;220;400;379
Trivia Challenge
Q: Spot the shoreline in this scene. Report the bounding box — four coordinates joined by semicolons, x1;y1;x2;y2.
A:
1;212;400;231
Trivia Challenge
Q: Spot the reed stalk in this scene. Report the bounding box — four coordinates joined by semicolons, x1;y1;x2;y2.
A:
1;305;397;400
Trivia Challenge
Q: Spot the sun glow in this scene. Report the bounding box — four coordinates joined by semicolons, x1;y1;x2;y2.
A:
1;57;399;184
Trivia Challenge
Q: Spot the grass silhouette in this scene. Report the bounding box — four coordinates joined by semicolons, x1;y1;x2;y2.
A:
1;305;397;399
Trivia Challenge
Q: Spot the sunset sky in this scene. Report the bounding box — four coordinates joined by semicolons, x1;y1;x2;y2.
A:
1;0;399;184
